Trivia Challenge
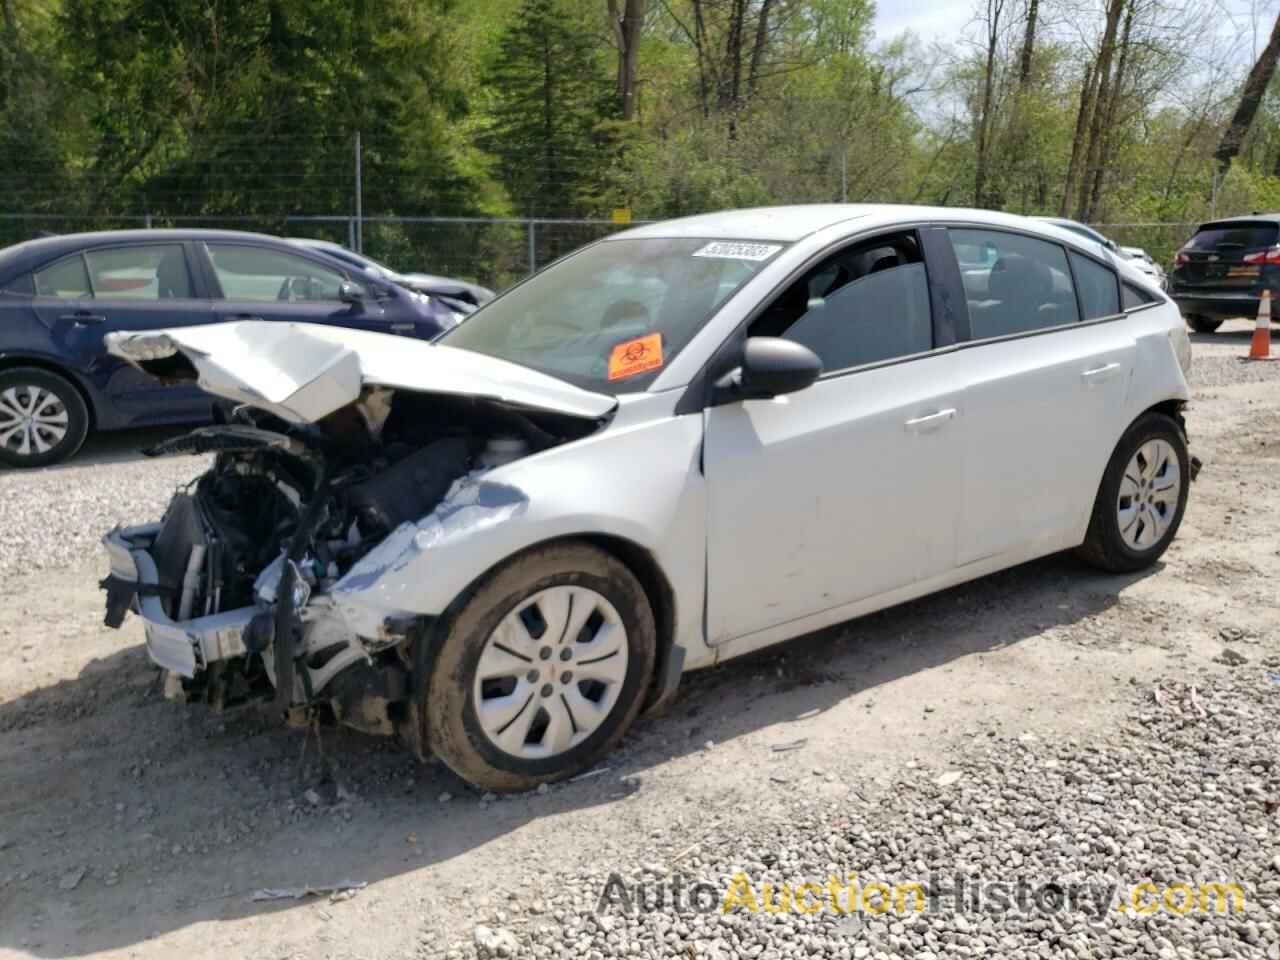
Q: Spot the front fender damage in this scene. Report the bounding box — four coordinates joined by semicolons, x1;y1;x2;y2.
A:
329;476;529;640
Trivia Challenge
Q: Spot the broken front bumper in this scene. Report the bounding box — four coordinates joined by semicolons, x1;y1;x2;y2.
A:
101;525;414;720
102;525;255;677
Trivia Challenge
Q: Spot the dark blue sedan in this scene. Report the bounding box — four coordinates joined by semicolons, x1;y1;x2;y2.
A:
0;229;461;467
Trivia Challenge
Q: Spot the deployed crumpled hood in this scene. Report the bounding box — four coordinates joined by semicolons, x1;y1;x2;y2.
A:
105;320;617;424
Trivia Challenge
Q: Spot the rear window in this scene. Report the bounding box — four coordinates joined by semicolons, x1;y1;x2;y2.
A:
1186;222;1277;252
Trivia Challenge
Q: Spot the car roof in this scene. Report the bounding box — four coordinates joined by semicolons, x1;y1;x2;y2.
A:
292;237;345;252
615;204;1115;246
0;228;310;279
1195;214;1280;228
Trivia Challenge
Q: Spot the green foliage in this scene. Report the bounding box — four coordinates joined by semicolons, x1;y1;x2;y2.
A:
0;0;1276;255
480;0;611;217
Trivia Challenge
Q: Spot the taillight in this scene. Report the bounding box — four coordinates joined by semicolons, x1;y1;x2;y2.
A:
1242;245;1280;265
1174;251;1189;267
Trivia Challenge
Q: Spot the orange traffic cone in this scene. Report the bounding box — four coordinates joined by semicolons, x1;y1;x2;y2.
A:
1248;291;1275;360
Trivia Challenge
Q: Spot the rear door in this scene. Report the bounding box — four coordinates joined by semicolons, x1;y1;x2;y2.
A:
945;227;1134;565
1173;220;1278;294
30;243;213;423
200;242;397;334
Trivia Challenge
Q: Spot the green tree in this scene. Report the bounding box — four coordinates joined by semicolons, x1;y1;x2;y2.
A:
481;0;611;217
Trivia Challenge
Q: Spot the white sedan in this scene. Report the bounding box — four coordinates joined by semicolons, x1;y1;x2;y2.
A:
101;205;1195;792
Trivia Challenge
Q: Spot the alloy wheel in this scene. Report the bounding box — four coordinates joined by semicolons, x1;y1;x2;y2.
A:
0;384;70;458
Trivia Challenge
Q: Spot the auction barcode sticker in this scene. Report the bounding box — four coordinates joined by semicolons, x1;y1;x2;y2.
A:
692;241;782;262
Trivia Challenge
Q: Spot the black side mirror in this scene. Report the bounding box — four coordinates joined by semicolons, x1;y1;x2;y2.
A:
338;280;364;304
716;337;822;402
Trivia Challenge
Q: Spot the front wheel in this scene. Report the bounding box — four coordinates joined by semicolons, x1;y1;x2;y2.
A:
424;542;656;793
1185;314;1223;334
1077;412;1189;574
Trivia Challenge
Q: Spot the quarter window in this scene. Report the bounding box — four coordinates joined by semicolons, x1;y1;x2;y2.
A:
949;229;1078;339
750;231;933;373
84;245;192;300
1069;251;1120;320
34;255;92;299
207;244;353;302
1122;282;1157;310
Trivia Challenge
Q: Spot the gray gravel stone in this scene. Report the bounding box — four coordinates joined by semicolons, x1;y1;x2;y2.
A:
432;673;1279;960
0;447;209;581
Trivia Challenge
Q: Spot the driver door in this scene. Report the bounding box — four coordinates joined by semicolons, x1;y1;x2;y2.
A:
703;231;966;644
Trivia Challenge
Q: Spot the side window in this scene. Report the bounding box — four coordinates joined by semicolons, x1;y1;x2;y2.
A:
84;245;193;300
3;273;34;296
207;244;353;302
34;255;92;299
749;231;933;373
949;229;1078;340
1069;251;1120;320
1122;282;1157;310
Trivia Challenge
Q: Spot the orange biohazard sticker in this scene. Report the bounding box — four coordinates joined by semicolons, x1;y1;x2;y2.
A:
607;333;664;381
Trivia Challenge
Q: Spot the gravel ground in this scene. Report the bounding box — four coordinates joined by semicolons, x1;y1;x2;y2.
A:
441;671;1280;960
0;319;1278;960
1189;354;1280;389
0;430;207;581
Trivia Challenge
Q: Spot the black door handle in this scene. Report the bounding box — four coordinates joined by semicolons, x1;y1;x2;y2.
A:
60;311;106;325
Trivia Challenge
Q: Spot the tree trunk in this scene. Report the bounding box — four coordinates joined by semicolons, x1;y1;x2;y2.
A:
1070;0;1125;220
747;0;773;99
974;0;1004;208
1084;0;1134;221
1215;12;1280;173
608;0;646;120
719;0;747;112
1060;61;1095;215
1017;0;1038;87
692;0;710;117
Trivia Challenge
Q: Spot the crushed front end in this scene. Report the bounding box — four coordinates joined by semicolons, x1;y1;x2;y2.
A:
101;388;596;742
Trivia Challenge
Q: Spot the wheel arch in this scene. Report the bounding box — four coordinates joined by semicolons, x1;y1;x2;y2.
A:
414;531;681;724
1141;397;1186;432
0;353;99;429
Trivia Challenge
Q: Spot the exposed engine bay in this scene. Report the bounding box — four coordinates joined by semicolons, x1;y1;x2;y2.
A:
103;385;602;742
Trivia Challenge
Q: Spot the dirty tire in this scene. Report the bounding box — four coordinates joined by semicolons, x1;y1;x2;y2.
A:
0;366;90;468
1077;412;1189;574
1184;314;1222;334
424;541;656;793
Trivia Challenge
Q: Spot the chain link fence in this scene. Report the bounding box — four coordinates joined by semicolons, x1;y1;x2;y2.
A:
0;213;1197;291
0;214;649;293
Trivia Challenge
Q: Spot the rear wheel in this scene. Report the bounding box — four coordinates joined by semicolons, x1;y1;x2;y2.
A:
0;367;90;468
1077;412;1189;574
424;542;656;792
1185;314;1222;334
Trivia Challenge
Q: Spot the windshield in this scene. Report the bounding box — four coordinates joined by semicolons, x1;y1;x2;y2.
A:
441;237;781;392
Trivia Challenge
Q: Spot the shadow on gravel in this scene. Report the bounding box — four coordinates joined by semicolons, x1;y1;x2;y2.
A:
0;552;1159;957
1188;327;1264;347
0;425;190;475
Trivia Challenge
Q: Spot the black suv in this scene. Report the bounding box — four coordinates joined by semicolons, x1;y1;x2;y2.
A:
1170;215;1280;333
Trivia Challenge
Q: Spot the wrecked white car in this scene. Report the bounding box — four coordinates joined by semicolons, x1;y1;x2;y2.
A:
102;206;1195;792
